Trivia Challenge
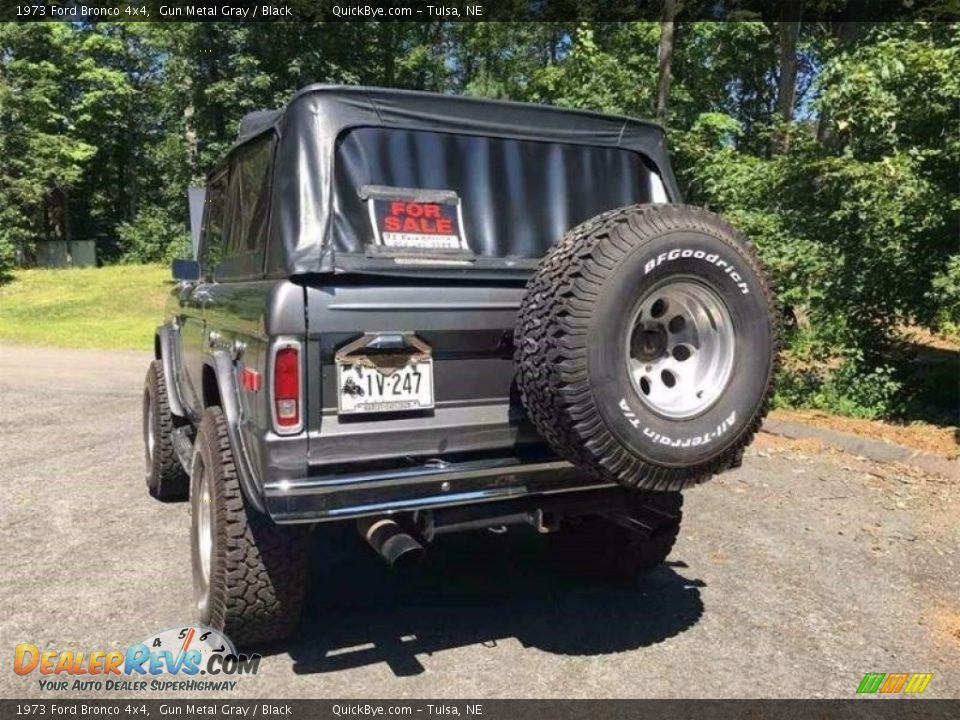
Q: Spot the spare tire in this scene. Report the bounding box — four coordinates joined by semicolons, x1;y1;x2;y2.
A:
515;204;779;491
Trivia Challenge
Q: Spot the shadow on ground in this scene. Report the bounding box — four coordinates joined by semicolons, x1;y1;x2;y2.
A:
277;524;705;677
899;342;959;427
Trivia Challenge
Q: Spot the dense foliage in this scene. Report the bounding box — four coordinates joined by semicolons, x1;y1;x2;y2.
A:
0;21;956;421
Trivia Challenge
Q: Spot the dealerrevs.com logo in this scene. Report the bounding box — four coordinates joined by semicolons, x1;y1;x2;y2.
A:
14;625;260;693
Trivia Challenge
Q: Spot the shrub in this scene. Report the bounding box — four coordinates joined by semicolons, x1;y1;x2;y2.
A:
118;206;190;265
775;347;904;421
929;255;960;336
0;238;14;283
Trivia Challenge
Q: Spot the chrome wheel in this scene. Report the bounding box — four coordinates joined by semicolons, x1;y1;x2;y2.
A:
626;279;735;419
194;458;213;614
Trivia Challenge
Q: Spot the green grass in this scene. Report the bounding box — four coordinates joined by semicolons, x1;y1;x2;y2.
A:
0;265;172;350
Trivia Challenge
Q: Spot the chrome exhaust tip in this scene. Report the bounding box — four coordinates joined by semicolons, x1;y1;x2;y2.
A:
358;517;425;569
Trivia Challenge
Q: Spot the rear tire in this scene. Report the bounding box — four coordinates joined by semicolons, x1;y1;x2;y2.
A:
191;407;312;647
143;360;189;501
516;204;779;491
550;491;682;580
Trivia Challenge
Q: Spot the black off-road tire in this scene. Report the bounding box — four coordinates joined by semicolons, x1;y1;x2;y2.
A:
191;407;312;647
516;204;779;491
143;360;189;501
550;491;683;580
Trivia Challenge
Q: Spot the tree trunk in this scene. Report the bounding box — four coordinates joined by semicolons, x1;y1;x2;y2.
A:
655;0;678;121
47;189;67;243
184;102;198;180
816;21;859;145
61;188;71;246
777;22;801;124
42;198;51;246
772;4;802;153
382;24;397;87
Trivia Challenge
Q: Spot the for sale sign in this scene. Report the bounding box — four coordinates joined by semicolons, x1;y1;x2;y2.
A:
361;185;469;251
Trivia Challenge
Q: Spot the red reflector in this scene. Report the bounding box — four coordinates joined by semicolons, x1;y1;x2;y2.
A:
273;347;300;428
241;367;261;392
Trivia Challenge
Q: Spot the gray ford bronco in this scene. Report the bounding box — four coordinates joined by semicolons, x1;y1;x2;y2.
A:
144;86;778;646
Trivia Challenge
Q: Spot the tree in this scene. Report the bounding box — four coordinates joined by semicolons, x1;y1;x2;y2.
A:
772;3;803;152
0;25;97;262
656;0;678;119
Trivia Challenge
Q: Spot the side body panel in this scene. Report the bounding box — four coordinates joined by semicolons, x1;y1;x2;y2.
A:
203;280;309;491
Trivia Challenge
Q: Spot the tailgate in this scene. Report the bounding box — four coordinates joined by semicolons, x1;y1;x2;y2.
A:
302;280;546;472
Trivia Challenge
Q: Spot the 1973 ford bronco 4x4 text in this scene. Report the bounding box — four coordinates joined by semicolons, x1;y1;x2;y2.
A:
144;86;778;646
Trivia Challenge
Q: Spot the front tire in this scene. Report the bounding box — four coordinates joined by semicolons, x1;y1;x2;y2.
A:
143;360;188;501
191;407;312;647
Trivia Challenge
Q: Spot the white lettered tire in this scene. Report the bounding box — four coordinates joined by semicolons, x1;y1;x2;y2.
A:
515;205;779;490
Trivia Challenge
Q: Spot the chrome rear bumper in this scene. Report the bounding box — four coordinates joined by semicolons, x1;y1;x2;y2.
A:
263;456;608;523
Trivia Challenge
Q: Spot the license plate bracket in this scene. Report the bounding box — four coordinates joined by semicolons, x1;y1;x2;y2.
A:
335;334;435;415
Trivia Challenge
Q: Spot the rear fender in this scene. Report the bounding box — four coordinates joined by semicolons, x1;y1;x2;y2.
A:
209;350;267;514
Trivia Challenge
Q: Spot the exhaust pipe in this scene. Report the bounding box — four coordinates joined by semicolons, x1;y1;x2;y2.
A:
358;517;425;569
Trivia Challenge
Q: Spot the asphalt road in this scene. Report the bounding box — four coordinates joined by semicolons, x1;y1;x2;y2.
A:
1;344;957;699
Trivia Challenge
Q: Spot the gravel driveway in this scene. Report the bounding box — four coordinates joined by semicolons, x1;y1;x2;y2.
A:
1;344;956;699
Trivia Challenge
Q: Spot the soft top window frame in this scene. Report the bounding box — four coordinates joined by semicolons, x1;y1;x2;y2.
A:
226;85;680;278
326;124;671;276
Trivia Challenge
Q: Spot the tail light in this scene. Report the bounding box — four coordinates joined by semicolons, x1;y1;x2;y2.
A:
272;341;302;434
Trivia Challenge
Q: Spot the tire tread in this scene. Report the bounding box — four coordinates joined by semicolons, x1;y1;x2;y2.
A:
196;407;311;647
144;360;188;501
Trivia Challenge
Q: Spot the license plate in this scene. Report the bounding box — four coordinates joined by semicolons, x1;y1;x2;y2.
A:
336;359;434;414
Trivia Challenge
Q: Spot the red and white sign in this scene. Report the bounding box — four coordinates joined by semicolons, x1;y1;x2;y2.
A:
366;189;467;251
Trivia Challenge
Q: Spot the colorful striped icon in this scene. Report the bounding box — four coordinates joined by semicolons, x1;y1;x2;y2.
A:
857;672;933;694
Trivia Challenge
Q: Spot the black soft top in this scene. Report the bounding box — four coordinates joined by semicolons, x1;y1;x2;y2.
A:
232;85;680;277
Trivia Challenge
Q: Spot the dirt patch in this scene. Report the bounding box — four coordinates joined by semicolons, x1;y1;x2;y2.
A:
898;325;960;352
931;604;960;648
770;409;959;458
751;432;828;457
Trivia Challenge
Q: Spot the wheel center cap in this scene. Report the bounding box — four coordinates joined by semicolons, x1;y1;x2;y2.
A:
631;322;668;362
